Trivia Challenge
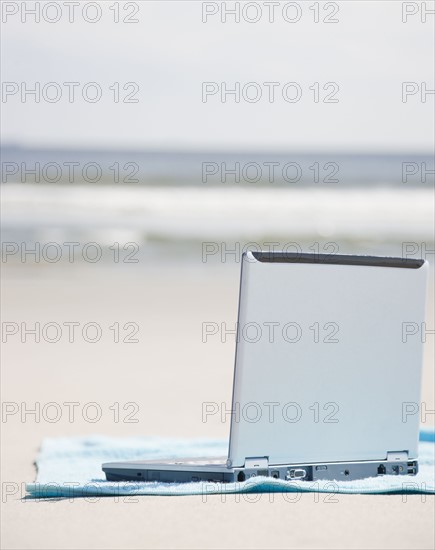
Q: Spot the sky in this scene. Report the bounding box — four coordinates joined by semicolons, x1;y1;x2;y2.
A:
1;0;434;152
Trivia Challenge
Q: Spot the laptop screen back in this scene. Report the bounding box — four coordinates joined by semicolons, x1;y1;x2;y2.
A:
228;252;428;467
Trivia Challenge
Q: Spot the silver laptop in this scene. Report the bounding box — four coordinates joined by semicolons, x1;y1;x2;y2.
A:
103;251;428;483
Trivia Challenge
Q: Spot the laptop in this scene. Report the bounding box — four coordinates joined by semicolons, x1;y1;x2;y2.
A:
103;251;428;483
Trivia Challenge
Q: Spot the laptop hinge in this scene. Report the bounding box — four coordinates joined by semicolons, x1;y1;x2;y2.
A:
244;456;269;469
386;451;408;462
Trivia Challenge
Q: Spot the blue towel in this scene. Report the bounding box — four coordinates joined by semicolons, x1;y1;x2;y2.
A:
26;429;435;498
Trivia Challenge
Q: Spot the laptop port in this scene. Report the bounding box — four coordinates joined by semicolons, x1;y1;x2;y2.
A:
377;464;386;475
271;471;280;479
237;471;245;482
287;469;306;479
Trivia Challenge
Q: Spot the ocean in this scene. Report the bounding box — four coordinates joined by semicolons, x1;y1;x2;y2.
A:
1;146;434;266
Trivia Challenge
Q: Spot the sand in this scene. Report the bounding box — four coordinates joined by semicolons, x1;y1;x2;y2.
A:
1;262;434;549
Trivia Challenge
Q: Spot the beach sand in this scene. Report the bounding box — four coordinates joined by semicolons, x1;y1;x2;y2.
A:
1;263;434;550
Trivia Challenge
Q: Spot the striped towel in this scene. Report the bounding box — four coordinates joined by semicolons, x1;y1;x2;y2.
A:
26;428;434;498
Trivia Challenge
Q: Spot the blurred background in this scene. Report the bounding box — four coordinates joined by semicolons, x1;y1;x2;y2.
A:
1;1;434;446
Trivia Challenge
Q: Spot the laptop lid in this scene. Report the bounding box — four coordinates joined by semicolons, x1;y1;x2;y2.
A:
227;252;428;467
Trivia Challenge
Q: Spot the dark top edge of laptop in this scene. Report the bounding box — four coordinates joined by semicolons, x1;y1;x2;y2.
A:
250;252;425;269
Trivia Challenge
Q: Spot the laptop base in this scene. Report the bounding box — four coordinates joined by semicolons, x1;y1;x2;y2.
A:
103;457;418;483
